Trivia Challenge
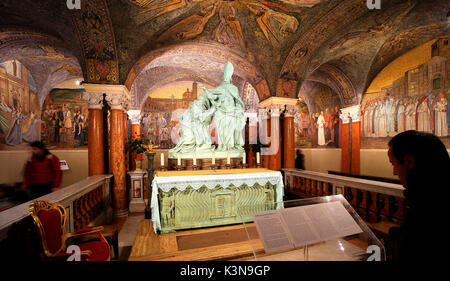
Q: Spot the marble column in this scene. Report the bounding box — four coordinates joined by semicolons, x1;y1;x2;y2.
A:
259;97;299;171
269;105;282;171
283;105;297;169
107;92;131;218
128;110;141;171
123;109;130;173
82;92;104;176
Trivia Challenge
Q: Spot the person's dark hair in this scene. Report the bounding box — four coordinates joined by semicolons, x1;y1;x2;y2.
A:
30;141;50;158
388;130;450;200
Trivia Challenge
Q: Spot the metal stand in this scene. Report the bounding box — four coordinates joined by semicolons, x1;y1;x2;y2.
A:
145;152;155;220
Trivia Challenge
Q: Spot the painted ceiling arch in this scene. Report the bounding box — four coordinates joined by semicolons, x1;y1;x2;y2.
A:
126;42;271;108
0;0;84;67
363;27;449;96
305;64;357;107
0;27;83;107
1;0;449;109
290;0;449;107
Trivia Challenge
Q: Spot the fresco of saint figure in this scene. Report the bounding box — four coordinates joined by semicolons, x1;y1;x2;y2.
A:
317;111;326;146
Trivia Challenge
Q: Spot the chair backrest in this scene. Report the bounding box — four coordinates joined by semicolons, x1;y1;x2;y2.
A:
29;201;67;257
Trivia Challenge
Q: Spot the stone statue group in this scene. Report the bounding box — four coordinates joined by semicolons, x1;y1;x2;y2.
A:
168;62;245;158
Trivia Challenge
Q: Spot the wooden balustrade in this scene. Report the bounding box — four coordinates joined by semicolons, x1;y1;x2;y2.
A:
0;175;113;259
282;168;405;224
282;168;406;260
73;185;106;230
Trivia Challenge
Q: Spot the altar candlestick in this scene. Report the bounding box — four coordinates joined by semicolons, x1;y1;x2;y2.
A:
242;152;246;164
161;153;164;166
177;154;181;166
193;153;197;166
256;152;260;164
212;152;215;165
227;152;230;165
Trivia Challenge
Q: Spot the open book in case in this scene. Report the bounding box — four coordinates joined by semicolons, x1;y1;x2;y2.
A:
237;194;386;261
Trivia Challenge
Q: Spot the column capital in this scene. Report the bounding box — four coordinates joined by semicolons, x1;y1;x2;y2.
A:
340;104;361;124
268;104;284;117
82;92;103;110
284;104;297;117
127;109;142;124
83;83;131;111
106;93;130;111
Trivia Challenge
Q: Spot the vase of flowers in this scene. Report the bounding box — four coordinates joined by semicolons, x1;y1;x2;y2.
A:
130;137;149;171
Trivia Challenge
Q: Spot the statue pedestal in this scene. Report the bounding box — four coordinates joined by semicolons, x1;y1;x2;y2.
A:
128;170;146;213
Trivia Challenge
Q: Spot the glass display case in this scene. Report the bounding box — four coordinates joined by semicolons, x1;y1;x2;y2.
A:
237;194;385;261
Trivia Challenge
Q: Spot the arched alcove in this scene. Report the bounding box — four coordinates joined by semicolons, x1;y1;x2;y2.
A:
361;37;449;149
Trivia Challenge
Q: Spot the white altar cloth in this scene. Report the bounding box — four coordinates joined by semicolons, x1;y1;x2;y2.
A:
151;171;284;233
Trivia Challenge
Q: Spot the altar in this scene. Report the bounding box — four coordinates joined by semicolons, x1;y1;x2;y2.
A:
151;168;284;234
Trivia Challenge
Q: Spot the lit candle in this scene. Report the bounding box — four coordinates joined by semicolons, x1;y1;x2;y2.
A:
242;152;246;165
177;153;181;166
212;152;215;165
256;152;260;164
193;153;197;166
161;153;164;166
227;152;230;165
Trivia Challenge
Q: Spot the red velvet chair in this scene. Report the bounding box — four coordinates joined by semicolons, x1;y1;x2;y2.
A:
29;200;111;261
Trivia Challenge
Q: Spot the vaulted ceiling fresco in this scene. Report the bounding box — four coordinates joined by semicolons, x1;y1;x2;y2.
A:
0;0;448;109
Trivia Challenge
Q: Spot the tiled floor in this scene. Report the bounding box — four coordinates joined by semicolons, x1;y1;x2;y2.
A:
116;213;145;261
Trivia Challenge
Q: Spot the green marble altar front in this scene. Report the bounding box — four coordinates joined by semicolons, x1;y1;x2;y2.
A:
150;169;284;234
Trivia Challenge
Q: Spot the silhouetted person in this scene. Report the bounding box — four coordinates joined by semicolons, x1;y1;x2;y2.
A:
387;130;449;261
295;149;305;170
22;141;62;200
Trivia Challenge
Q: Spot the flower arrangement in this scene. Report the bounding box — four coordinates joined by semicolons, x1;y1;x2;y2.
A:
130;137;149;155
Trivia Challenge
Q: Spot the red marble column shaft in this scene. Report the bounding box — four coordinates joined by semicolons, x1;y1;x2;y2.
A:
283;115;295;169
340;121;361;175
88;108;104;176
110;109;128;217
123;112;129;173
